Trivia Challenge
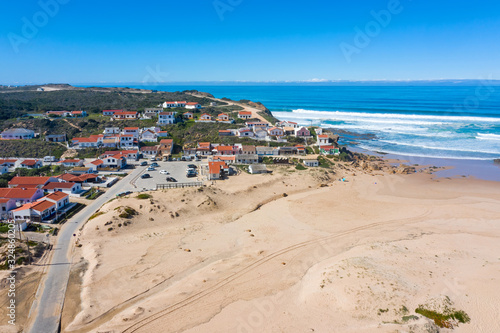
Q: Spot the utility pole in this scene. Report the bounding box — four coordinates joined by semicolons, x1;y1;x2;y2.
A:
26;237;32;265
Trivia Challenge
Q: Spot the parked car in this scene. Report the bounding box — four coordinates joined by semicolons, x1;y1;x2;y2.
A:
186;169;197;177
140;161;148;166
147;166;155;171
159;170;169;175
141;173;151;179
116;191;132;197
150;157;156;161
151;162;159;168
187;164;197;169
166;177;177;182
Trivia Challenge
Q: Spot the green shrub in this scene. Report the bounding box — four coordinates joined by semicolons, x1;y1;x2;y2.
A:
136;194;152;200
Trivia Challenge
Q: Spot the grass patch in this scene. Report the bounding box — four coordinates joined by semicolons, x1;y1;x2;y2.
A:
118;206;138;219
136;193;152;200
415;306;470;328
88;211;105;221
295;164;307;170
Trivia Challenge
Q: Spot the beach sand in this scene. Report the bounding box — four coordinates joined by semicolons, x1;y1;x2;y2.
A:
59;162;500;333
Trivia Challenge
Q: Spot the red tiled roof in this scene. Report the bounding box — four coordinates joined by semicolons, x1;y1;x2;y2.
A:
43;182;77;189
160;139;173;144
0;188;40;199
123;127;139;130
103;110;122;112
208;161;228;174
239;111;252;115
73;137;99;143
185;102;199;105
9;176;51;186
216;146;235;151
21;159;38;166
0;198;10;204
45;191;69;201
90;160;104;165
31;200;56;212
318;135;328;138
114;111;138;115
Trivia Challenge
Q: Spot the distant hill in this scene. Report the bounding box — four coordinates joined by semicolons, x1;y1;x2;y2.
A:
0;84;214;121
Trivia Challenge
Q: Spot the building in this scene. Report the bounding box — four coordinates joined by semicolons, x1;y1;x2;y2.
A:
1;128;35;140
245;121;269;129
140;145;159;157
279;147;298;155
103;110;122;116
0;188;45;213
183;112;194;119
214;145;239;156
162;101;187;108
90;154;126;170
71;111;87;117
203;161;229;180
276;121;299;129
238;128;254;137
45;134;66;142
8;176;56;188
248;164;269;174
295;145;306;155
140;129;157;142
113;111;138;120
236;154;259;164
303;159;319;167
119;134;136;148
218;130;233;136
144;108;163;114
295;127;311;137
238;111;253;119
218;113;230;121
159;139;174;159
0;159;17;168
11;192;70;223
241;145;256;155
185;102;201;109
72;137;100;148
104;127;120;135
268;127;284;137
157;131;169;138
43;182;82;196
122;127;140;138
256;146;279;156
20;160;43;169
0;165;8;175
46;111;71;117
158;112;175;125
317;134;329;146
319;146;340;155
59;159;84;168
199;113;212;121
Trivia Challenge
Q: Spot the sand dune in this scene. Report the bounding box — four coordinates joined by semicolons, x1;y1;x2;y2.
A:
61;165;500;333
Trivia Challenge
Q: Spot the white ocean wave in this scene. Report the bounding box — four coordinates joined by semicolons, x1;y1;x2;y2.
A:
476;133;500;141
276;109;500;123
378;140;500;155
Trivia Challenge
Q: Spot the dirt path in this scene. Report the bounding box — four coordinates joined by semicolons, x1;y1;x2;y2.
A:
187;93;271;124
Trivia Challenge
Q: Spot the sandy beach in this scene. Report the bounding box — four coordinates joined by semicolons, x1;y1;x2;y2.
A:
54;159;500;333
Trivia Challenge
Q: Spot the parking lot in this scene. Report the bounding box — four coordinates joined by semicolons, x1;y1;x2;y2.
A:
133;160;203;191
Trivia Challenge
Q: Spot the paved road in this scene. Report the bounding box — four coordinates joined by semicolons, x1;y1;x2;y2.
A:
28;166;146;333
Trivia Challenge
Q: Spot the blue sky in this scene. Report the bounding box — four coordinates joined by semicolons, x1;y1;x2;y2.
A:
1;0;499;84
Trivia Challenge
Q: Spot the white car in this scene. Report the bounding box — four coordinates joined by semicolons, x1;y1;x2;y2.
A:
159;170;169;175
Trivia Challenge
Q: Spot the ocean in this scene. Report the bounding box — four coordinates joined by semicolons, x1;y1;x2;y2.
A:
135;84;500;161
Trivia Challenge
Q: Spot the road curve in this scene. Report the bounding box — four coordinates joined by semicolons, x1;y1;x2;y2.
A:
27;167;145;333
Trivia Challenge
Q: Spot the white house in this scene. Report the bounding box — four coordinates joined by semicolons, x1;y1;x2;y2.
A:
103;110;121;117
104;127;120;135
140;129;157;142
268;127;284;137
59;159;84;168
248;164;269;174
162;101;186;108
199;113;212;121
238;111;252;119
303;159;319;167
317;134;329;146
122;127;140;138
185;102;201;109
218;113;230;122
1;128;35;140
119;135;136;148
43;182;82;196
0;165;8;175
158;112;175;125
238;128;254;137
